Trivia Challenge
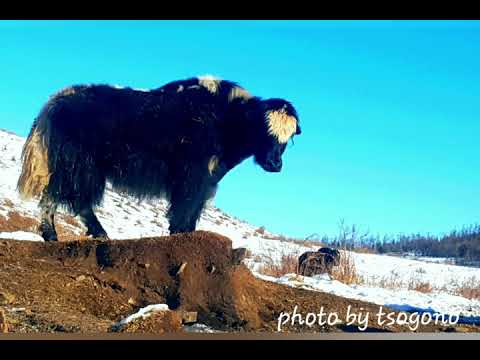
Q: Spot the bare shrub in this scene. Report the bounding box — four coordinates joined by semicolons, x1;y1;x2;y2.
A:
331;249;362;285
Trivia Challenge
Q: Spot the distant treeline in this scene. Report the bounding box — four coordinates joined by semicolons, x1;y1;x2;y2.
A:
318;222;480;263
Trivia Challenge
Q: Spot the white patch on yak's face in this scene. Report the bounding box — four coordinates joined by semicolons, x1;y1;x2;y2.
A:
198;75;221;94
177;85;184;92
228;85;252;102
266;109;298;144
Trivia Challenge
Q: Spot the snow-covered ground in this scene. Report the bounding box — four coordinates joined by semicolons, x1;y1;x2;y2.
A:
0;230;43;241
401;255;456;265
0;129;479;326
234;236;480;323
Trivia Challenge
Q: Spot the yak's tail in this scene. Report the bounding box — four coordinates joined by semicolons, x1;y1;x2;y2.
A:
17;120;50;200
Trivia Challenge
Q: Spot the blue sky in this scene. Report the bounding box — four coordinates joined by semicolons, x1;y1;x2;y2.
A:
1;20;479;239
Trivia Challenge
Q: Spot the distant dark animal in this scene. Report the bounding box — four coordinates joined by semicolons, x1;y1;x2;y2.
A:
298;251;336;277
298;247;341;276
318;247;341;266
17;75;301;241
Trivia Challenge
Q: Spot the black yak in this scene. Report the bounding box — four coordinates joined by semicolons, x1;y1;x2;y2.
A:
17;75;301;241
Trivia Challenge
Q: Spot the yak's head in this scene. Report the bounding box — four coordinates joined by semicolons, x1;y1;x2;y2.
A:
253;98;301;172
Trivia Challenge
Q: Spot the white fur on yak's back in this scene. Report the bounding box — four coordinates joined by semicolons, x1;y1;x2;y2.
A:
198;75;222;94
197;75;252;102
266;108;298;144
17;128;50;200
227;85;252;103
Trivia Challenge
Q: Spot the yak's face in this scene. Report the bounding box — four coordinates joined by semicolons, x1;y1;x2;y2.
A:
254;99;301;173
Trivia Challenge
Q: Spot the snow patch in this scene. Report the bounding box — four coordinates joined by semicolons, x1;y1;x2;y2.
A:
0;231;43;242
183;323;222;333
114;304;170;327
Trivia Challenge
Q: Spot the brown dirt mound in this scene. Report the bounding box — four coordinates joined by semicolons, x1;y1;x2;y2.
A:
0;231;477;334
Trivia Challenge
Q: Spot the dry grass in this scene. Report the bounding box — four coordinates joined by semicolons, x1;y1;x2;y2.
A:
408;279;434;293
351;247;376;254
252;226;323;248
2;199;14;208
361;271;434;293
287;238;324;248
454;277;480;300
370;275;403;290
254;243;302;278
331;249;362;285
256;244;363;285
456;287;480;300
257;253;299;278
0;308;8;333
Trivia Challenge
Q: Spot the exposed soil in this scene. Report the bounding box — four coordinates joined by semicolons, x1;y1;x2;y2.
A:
0;210;85;239
0;231;478;334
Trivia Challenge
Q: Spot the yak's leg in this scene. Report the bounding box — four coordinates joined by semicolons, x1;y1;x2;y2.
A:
167;196;202;234
38;190;58;242
78;207;109;240
167;183;216;235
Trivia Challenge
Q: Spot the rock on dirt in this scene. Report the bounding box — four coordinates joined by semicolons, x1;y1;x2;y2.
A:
113;309;183;333
0;291;16;305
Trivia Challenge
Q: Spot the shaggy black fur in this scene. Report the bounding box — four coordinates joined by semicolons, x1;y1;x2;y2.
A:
298;251;336;276
318;247;341;266
20;77;301;241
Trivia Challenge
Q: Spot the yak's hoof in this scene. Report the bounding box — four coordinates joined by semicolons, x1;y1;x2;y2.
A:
90;233;110;241
86;229;109;241
41;232;58;242
39;224;58;242
95;234;110;242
